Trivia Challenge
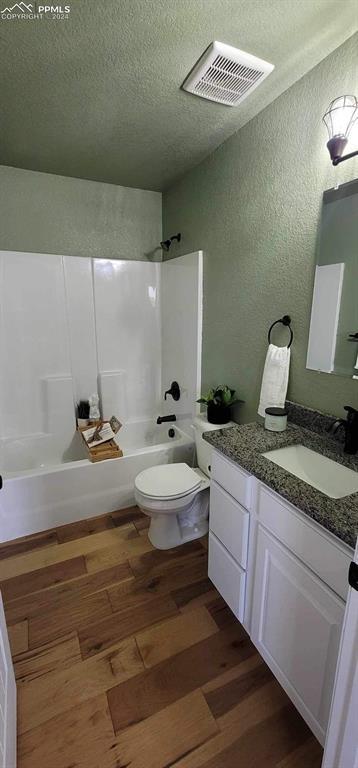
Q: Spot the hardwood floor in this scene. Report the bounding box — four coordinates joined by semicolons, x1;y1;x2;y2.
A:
0;507;323;768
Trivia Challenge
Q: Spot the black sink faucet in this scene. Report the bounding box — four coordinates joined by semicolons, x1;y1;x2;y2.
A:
157;414;176;425
330;406;358;455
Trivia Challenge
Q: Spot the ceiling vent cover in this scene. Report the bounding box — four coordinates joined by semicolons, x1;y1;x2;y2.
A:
182;41;274;107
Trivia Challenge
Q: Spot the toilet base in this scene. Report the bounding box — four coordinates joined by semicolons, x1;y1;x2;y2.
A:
141;486;210;550
148;515;209;550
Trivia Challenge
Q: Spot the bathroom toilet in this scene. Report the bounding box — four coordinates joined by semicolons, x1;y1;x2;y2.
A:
134;415;234;549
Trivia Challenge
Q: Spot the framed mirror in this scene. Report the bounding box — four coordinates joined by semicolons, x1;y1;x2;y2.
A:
306;177;358;378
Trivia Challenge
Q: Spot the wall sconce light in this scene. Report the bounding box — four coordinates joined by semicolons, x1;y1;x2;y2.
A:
323;95;358;165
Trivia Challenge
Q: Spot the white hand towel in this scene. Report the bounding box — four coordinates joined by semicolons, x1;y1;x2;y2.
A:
258;344;291;417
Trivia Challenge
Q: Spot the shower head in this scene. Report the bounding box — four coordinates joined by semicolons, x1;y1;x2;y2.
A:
160;233;181;251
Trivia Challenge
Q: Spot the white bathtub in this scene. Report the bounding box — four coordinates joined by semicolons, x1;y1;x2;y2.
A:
0;422;195;542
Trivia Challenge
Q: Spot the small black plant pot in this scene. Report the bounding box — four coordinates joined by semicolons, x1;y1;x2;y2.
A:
207;402;231;425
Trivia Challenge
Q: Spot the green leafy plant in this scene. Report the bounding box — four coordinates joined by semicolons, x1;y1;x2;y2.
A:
197;385;239;407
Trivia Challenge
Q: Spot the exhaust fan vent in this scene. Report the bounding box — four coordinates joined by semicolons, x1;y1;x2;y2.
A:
182;41;274;107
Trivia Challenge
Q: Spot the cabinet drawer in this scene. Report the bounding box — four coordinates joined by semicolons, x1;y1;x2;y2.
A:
208;532;246;622
209;481;249;568
211;450;252;509
257;484;351;601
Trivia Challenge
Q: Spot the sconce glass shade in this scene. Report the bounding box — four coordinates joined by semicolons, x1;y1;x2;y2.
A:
323;95;358;164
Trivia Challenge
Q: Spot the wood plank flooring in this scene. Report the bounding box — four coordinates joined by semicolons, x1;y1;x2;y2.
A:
0;507;323;768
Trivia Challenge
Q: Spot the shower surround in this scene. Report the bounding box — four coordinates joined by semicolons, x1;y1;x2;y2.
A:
0;250;202;540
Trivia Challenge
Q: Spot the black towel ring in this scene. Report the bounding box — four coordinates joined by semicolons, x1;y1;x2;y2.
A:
268;315;293;348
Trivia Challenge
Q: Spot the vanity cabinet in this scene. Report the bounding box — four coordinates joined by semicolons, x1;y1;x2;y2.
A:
208;447;353;746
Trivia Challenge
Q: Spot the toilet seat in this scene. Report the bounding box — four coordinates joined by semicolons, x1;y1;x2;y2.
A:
135;463;201;500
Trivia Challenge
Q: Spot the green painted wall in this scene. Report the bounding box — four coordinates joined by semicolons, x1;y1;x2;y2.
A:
163;34;358;422
0;166;162;261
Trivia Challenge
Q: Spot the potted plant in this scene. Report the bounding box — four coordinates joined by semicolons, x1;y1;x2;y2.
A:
197;385;241;425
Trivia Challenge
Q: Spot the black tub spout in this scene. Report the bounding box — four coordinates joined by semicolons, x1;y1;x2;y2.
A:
157;414;176;425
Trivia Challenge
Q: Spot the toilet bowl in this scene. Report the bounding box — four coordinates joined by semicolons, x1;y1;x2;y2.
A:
134;415;235;549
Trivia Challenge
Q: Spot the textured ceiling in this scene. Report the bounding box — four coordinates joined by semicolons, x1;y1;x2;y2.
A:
0;0;357;191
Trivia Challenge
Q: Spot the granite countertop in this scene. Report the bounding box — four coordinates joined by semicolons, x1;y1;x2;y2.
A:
204;422;358;549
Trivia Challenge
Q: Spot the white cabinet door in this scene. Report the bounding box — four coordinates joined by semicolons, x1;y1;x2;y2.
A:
0;594;16;768
251;525;345;746
323;545;358;768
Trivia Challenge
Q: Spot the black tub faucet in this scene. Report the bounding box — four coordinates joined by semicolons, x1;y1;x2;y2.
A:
157;414;176;425
330;406;358;455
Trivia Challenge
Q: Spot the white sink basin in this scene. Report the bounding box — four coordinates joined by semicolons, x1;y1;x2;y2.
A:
262;444;358;499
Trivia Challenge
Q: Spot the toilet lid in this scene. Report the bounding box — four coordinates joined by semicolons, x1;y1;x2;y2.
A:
135;463;201;499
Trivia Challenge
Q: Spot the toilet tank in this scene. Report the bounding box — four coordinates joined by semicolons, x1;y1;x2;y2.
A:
192;415;236;477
